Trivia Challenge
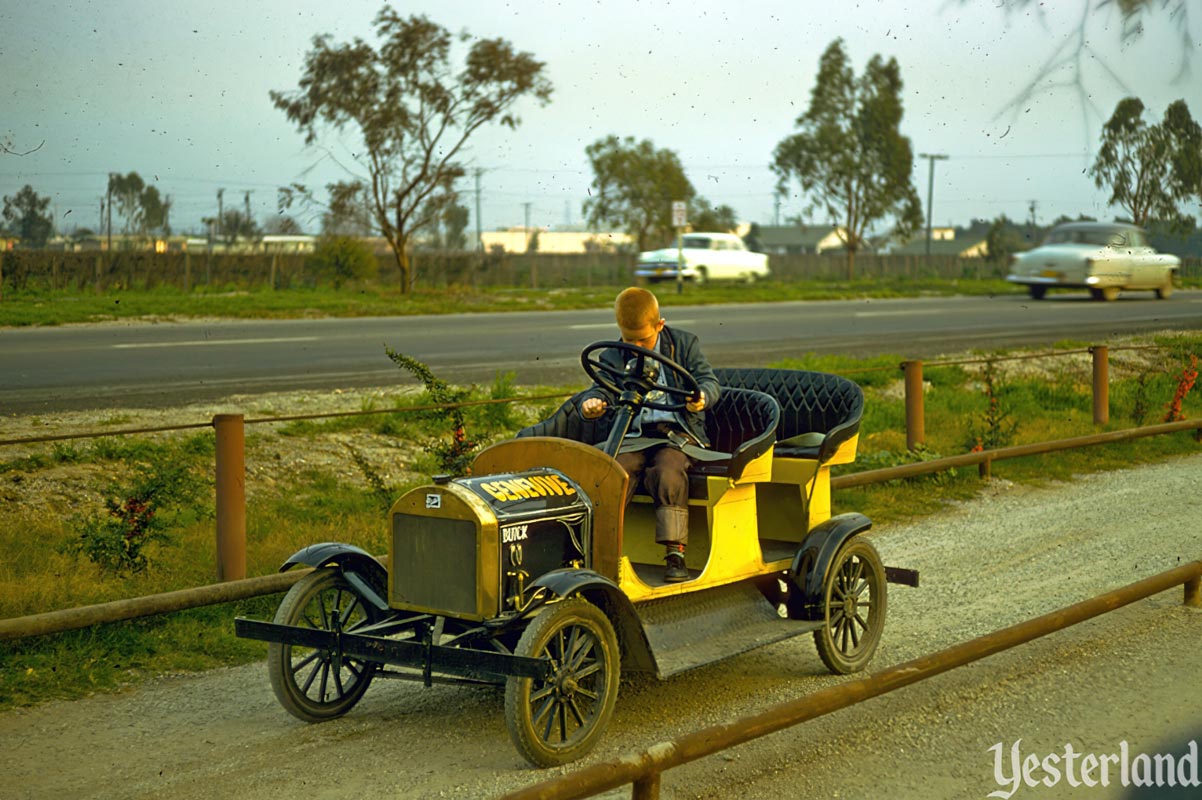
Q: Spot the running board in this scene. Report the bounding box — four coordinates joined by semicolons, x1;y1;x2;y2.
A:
634;580;822;679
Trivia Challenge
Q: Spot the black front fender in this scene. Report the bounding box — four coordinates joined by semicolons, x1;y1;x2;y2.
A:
281;542;389;612
787;513;872;621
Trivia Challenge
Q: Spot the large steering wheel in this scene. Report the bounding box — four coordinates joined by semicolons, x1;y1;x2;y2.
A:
581;341;701;412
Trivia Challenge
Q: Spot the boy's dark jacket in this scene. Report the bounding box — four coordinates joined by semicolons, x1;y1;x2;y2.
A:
579;325;721;450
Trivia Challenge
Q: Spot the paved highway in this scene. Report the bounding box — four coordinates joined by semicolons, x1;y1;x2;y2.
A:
2;291;1200;413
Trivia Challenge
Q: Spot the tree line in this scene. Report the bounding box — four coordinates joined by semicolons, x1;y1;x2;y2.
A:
4;4;1201;290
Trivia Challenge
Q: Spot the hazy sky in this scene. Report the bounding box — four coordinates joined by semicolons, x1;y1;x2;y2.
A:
2;0;1199;237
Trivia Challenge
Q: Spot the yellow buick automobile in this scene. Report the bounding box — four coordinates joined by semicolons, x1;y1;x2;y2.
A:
237;341;916;767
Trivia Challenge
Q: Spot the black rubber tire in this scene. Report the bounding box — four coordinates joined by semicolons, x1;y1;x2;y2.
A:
267;567;381;722
1028;285;1047;300
696;266;708;284
813;538;887;675
1156;281;1173;300
504;598;621;767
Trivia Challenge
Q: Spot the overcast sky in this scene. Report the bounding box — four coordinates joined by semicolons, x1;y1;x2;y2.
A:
2;0;1199;237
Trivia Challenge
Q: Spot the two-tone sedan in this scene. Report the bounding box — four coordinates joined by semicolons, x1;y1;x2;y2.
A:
1006;222;1180;301
635;232;770;284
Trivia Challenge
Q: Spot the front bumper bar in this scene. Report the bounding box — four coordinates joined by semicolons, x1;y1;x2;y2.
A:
235;617;549;682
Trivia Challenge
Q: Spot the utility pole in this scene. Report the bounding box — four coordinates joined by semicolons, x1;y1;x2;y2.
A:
918;153;948;258
216;188;225;240
773;193;781;227
105;175;113;254
523;202;533;251
473;168;483;252
1028;200;1038;229
243;190;254;246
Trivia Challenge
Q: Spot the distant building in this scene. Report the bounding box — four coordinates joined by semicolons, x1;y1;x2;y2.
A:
744;224;846;255
480;228;634;254
885;226;988;258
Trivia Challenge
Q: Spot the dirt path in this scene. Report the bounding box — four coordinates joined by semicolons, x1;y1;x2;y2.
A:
4;454;1201;800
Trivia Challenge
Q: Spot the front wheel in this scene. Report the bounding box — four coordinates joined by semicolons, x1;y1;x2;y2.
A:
1028;285;1047;300
267;567;381;722
505;598;621;767
1156;280;1173;300
813;538;887;674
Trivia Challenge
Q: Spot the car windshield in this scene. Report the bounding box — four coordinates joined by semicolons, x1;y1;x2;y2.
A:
681;236;712;249
1044;229;1129;247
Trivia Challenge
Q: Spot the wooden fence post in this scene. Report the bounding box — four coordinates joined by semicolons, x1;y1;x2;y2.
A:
214;414;247;582
1091;345;1109;426
903;360;925;450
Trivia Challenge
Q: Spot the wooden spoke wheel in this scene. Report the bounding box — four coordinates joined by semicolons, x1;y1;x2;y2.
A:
814;538;887;675
504;598;620;767
267;567;381;722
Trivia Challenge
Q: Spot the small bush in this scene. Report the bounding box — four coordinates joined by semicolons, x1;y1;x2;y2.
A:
309;235;379;288
385;348;477;475
69;454;207;573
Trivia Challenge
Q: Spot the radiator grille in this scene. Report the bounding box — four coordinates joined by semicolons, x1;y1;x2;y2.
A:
391;512;478;616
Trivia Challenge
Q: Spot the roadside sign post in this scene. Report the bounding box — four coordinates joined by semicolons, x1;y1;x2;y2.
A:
672;201;687;295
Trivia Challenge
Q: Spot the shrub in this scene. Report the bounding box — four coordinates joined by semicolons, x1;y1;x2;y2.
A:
70;454;206;573
309;235;379;288
385;348;478;475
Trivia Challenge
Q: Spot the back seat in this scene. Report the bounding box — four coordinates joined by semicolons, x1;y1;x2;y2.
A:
713;368;863;463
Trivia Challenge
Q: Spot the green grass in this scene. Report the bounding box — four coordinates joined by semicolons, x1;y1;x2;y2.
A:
1;333;1199;708
0;278;1024;327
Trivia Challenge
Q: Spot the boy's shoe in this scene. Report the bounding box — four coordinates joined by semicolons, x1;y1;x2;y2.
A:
664;552;689;583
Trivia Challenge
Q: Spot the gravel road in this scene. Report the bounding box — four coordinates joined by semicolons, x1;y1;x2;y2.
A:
4;453;1200;800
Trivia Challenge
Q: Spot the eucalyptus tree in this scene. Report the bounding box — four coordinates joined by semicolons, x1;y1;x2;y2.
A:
772;39;923;279
1090;97;1201;230
272;8;552;292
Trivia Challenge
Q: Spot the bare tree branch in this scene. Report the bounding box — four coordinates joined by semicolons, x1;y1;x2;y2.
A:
0;139;45;157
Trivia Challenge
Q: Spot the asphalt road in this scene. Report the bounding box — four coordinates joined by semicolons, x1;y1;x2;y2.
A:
2;291;1200;413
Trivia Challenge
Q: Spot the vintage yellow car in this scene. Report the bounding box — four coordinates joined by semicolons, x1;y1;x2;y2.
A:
236;341;916;767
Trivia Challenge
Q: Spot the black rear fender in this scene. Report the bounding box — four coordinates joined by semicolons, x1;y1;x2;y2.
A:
786;513;872;621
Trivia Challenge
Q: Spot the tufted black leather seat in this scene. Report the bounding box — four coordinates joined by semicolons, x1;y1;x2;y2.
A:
713;368;863;462
516;388;780;484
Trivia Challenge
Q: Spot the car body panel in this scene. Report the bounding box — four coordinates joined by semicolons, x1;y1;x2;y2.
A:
636;232;770;282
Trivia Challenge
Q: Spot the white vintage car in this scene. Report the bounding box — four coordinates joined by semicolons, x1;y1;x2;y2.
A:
636;232;770;284
1006;222;1180;301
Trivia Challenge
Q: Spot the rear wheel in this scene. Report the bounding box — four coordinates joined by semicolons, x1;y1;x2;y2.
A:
505;598;620;767
696;266;709;284
1156;280;1174;300
1027;285;1047;300
813;538;887;674
267;567;381;722
1091;287;1120;302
